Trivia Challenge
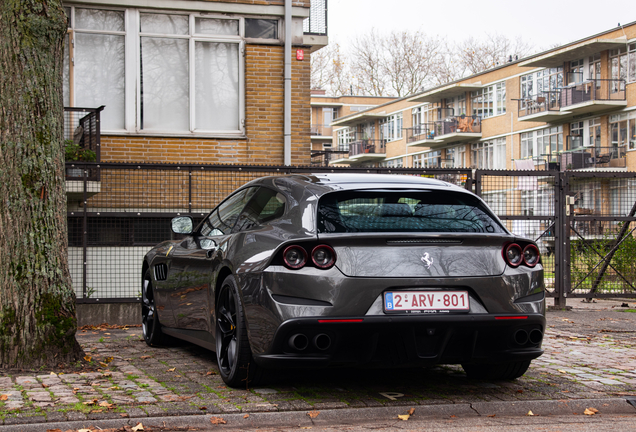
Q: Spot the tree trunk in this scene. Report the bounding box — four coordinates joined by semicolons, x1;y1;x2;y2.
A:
0;0;82;367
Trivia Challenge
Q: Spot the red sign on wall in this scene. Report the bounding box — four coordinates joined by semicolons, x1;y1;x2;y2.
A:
296;49;304;61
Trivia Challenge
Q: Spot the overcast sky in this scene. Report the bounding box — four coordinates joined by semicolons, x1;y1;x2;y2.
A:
328;0;635;55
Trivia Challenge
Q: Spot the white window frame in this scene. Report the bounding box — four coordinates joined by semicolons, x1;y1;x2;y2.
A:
471;82;506;119
471;138;506;169
380;113;403;142
65;5;250;137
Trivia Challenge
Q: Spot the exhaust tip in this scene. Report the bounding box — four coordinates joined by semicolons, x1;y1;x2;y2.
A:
288;333;309;351
513;329;529;346
313;333;331;351
529;329;543;345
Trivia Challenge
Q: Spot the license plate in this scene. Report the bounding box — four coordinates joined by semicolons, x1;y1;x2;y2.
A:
384;291;469;313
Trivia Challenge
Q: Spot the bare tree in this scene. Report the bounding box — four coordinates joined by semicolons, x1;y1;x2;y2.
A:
349;30;387;96
455;33;534;76
310;42;352;96
0;0;82;367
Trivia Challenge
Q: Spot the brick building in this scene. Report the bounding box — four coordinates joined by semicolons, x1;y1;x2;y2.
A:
62;0;327;166
325;22;636;172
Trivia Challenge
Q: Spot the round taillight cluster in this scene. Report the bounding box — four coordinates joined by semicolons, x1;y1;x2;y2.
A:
502;243;540;268
282;245;336;270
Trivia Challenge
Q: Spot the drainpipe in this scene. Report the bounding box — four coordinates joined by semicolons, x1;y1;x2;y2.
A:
284;0;292;165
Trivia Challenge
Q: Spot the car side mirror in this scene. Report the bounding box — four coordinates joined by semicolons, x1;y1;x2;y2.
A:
171;216;193;234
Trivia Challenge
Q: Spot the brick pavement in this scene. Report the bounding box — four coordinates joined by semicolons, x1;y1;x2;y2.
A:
1;300;636;425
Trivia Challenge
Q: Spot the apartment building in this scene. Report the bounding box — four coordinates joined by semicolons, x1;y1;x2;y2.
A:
327;22;636;172
62;0;327;167
309;90;397;165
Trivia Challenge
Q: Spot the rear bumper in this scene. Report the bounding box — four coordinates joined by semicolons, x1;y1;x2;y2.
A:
253;313;545;369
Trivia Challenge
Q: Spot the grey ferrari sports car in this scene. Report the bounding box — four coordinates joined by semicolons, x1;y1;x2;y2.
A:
141;174;545;387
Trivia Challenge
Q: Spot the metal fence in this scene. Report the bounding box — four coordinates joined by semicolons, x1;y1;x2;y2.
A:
66;163;636;307
67;163;471;303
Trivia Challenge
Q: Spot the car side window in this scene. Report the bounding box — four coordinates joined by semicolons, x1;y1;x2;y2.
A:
233;187;286;232
200;188;257;236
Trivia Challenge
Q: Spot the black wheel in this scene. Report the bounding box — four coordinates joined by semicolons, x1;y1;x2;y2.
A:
462;360;531;380
215;275;261;388
141;269;170;346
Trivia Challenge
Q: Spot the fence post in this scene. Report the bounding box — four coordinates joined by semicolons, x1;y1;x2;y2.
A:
553;171;568;309
81;164;88;300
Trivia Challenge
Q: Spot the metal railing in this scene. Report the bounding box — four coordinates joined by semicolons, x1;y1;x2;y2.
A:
434;115;482;136
310;124;333;136
560;78;626;108
64;106;104;181
303;0;327;35
517;92;561;118
404;124;436;143
349;139;386;157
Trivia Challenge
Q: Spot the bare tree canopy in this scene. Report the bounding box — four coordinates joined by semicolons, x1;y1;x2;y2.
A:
311;30;535;97
0;0;82;367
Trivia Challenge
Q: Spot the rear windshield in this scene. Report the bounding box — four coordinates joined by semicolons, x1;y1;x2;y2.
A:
317;190;505;234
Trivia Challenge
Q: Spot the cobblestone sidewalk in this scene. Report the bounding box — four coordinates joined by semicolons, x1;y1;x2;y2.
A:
1;301;636;426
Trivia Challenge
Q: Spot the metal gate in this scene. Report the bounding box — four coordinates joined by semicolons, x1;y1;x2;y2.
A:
564;172;636;303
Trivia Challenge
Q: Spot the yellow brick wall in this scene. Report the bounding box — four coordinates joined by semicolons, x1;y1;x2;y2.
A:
100;44;311;166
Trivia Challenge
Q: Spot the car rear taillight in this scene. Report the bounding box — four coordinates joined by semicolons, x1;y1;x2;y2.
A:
283;245;307;269
311;245;337;269
522;244;540;267
503;242;540;268
503;243;523;267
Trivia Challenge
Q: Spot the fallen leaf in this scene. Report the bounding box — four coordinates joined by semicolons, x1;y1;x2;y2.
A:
132;422;144;431
199;406;207;410
46;429;63;432
210;416;227;424
206;371;217;375
308;410;320;419
244;414;250;418
517;390;523;393
99;401;114;408
120;413;129;417
0;395;8;401
398;414;410;421
83;355;92;362
558;369;567;373
141;355;152;360
167;367;176;372
488;414;496;417
78;429;92;432
49;372;56;376
584;407;599;416
527;410;535;416
407;407;415;415
90;409;103;413
99;362;108;367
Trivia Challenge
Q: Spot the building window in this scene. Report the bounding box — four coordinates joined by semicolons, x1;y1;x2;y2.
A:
412;154;422;168
64;6;250;135
446;145;466;167
589;117;601;148
610;113;633;150
537;125;563;156
471;82;505;118
610;43;636;89
519;68;563;108
570;121;584;149
379;113;403;142
337;128;355;151
472;138;506;169
380;158;403;168
245;18;278;39
521;132;533;160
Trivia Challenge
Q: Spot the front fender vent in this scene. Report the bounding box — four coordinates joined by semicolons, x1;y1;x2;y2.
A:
154;263;168;281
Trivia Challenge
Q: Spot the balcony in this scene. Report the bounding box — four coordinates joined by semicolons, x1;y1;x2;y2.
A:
64;106;103;201
546;145;627;170
559;77;627;115
517;92;567;122
303;0;328;51
311;149;348;166
348;139;386;163
310;124;333;138
430;115;482;146
404;124;441;148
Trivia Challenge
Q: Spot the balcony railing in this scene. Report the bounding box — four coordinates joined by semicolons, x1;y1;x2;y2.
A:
310;124;333;136
517;92;561;118
405;124;436;143
303;0;327;36
64;106;104;181
434;115;482;136
310;149;348;166
549;145;627;170
349;139;386;157
560;78;626;108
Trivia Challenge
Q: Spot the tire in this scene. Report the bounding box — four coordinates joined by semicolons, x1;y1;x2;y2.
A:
215;275;262;388
462;360;531;380
141;269;170;347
